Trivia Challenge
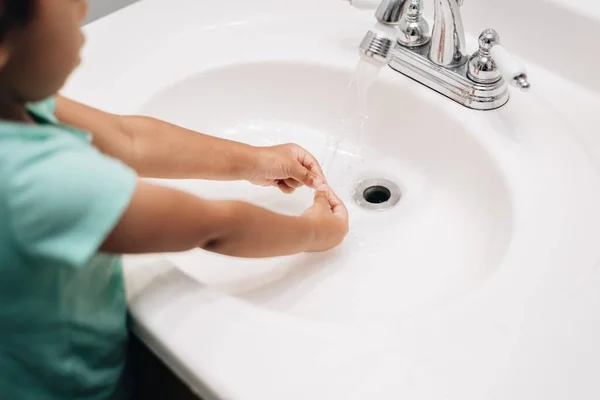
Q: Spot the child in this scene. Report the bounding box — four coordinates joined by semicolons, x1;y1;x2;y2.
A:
0;1;349;399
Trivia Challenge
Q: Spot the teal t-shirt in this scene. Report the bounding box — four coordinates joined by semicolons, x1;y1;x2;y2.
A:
0;98;137;399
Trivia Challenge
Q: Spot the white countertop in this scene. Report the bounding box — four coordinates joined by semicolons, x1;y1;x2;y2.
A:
552;0;600;19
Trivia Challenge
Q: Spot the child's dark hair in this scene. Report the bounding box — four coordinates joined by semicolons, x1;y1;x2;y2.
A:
0;0;35;39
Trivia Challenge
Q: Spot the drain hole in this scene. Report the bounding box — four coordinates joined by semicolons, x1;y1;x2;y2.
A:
363;185;392;204
354;178;401;210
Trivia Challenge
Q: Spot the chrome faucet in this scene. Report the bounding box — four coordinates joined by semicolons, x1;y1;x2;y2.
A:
428;0;466;66
352;0;530;110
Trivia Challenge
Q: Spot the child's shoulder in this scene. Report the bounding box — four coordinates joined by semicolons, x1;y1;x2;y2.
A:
0;114;106;215
0;117;137;267
0;120;86;177
0;98;92;171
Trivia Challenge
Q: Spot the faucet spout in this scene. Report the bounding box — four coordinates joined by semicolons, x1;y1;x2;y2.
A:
358;0;408;67
428;0;467;67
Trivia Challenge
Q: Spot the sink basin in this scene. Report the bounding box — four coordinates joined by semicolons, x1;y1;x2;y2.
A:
64;1;600;399
141;61;513;324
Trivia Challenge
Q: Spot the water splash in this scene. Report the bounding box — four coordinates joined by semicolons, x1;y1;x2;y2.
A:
324;59;383;174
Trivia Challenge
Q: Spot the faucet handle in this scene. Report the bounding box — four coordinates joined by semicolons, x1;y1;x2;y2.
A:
397;0;431;47
468;29;530;92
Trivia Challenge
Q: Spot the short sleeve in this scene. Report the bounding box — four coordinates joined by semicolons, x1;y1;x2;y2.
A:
7;143;137;267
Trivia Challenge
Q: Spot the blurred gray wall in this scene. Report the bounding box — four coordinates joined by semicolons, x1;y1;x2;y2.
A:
86;0;139;23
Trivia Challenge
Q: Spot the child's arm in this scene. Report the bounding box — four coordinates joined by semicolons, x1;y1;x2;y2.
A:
53;97;350;257
55;96;324;192
101;181;348;257
6;138;348;264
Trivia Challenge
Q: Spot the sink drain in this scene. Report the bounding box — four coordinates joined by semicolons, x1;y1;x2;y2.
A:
354;179;401;210
363;185;391;204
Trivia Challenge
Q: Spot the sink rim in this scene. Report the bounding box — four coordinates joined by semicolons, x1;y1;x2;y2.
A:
137;59;517;325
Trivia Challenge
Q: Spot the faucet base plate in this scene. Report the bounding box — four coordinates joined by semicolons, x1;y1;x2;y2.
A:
388;43;509;111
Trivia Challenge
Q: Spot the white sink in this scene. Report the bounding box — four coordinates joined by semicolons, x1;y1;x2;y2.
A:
65;0;600;399
141;61;513;324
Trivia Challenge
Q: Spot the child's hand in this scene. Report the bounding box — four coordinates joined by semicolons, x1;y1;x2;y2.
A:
247;144;326;193
301;187;349;252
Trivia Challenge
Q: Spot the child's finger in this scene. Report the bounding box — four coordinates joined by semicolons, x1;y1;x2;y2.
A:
283;178;303;189
276;180;296;194
308;161;325;181
292;165;323;189
325;189;348;219
298;150;326;180
331;198;348;220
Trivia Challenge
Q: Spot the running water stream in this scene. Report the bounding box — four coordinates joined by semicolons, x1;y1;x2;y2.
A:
323;59;383;175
